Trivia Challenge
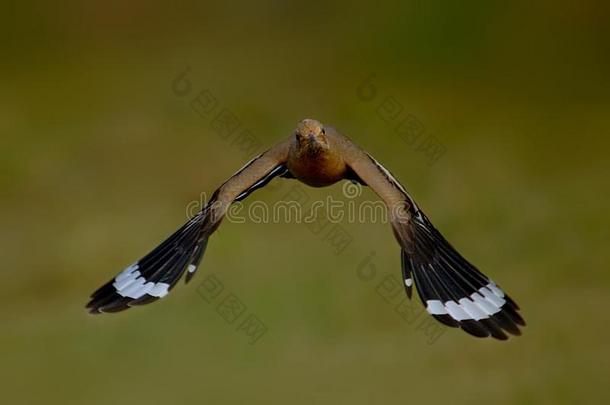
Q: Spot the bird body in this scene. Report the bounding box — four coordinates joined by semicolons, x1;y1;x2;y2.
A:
87;118;526;341
287;119;348;187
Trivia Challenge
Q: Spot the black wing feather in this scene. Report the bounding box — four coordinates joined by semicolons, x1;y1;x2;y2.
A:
86;161;288;314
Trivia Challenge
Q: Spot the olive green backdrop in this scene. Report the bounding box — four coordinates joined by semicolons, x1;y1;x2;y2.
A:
1;1;609;404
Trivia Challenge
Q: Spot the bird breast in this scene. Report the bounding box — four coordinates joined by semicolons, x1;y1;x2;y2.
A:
287;150;347;187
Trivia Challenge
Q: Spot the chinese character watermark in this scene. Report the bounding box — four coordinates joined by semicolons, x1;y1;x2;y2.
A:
172;67;264;158
197;274;269;345
356;251;446;345
356;73;447;166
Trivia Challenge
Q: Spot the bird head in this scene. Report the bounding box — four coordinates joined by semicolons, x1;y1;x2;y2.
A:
295;119;328;153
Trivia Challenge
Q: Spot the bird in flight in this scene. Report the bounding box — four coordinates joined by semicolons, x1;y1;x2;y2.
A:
87;119;525;340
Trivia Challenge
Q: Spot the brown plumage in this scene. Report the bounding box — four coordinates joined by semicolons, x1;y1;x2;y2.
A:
87;118;525;341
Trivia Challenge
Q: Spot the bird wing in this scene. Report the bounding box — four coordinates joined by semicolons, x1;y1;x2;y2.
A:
335;132;525;340
87;139;291;314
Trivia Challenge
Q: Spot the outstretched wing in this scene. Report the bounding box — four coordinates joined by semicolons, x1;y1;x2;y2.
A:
334;131;525;340
87;140;291;314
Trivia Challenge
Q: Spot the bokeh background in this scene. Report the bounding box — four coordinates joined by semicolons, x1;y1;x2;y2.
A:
2;1;609;404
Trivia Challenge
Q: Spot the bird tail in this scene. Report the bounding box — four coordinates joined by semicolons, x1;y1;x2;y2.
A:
87;209;213;314
395;209;525;340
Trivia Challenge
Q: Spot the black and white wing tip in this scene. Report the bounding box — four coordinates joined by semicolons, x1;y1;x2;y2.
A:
87;157;290;315
403;211;525;340
87;212;208;314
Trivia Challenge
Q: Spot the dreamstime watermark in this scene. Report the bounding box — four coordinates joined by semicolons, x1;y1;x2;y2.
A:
172;68;445;341
186;182;409;226
356;73;447;166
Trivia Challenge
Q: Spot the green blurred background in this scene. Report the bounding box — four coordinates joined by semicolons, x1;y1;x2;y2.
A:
2;1;609;404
